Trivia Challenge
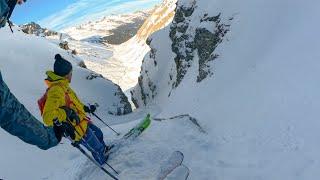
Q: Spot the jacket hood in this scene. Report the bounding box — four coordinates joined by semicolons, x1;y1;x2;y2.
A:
45;71;69;87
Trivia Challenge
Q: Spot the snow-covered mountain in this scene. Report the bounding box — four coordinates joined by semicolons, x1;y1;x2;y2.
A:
19;22;59;37
0;26;134;178
1;27;132;116
131;0;232;107
62;10;151;44
130;0;320;179
84;0;177;91
2;0;320;179
19;3;176;93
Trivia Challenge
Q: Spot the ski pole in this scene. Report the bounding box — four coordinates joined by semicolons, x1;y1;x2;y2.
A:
6;0;17;33
105;161;119;175
92;112;121;136
77;132;119;175
70;140;119;180
83;140;119;175
65;118;119;180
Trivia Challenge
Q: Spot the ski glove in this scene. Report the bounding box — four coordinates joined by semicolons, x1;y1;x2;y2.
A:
53;119;76;141
84;104;96;114
60;106;80;125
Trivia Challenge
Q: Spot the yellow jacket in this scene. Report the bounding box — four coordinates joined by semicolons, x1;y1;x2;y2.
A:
42;71;88;141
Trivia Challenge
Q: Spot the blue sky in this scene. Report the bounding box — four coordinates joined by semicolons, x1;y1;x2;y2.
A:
11;0;161;31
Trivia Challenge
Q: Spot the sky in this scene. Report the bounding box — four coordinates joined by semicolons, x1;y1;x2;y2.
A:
11;0;161;31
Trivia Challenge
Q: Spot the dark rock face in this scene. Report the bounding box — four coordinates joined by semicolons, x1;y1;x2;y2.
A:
136;76;147;107
131;0;233;108
130;90;140;109
113;86;133;115
169;5;195;87
59;41;69;50
103;17;146;45
86;73;103;80
130;45;159;107
71;49;78;55
20;22;58;37
78;61;87;69
170;4;231;86
195;13;230;82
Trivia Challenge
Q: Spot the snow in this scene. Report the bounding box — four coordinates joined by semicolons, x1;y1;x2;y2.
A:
62;0;176;92
49;113;205;180
0;26;131;179
62;11;151;41
1;0;320;179
165;165;189;180
157;151;184;179
131;0;320;179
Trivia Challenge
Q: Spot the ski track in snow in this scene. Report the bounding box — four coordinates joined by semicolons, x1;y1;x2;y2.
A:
56;112;207;180
2;0;320;179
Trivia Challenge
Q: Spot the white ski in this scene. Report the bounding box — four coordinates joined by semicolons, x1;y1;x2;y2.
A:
157;151;184;180
165;165;190;180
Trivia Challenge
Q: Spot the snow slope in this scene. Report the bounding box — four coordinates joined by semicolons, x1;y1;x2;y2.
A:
62;11;151;42
37;1;176;92
84;0;177;91
130;0;320;179
53;113;203;180
0;26;131;179
2;0;319;180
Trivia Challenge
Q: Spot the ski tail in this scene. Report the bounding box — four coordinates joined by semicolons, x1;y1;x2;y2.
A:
157;151;184;180
123;114;151;139
106;114;152;157
165;165;190;180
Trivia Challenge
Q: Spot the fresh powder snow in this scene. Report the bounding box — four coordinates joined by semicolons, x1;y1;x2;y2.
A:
1;0;320;180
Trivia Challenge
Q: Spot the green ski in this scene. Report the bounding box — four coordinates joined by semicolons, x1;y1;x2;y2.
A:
123;114;151;139
106;114;152;156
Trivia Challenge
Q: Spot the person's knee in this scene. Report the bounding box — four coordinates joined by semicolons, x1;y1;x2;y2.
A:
83;127;104;147
89;124;104;138
83;127;95;143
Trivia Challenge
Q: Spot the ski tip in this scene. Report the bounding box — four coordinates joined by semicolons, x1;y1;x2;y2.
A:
173;151;184;158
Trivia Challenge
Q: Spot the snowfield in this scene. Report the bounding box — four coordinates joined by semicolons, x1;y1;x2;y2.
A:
131;0;320;179
64;0;177;92
62;11;151;41
0;26;131;179
1;0;320;179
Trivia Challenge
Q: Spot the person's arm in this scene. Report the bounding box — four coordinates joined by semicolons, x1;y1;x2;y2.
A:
0;71;59;150
0;0;9;27
6;0;17;19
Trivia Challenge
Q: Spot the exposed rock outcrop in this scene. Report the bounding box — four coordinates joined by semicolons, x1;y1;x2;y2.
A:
20;22;58;37
131;0;232;107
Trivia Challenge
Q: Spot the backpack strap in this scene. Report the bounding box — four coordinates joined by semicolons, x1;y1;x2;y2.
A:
61;88;90;134
56;84;90;123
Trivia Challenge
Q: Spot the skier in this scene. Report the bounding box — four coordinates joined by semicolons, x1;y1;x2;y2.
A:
41;54;110;165
0;0;64;150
